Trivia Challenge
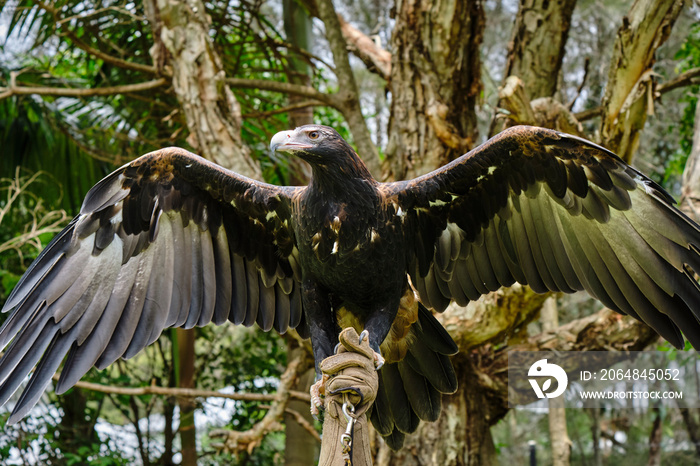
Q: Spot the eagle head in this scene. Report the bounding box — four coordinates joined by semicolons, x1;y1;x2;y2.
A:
270;125;372;181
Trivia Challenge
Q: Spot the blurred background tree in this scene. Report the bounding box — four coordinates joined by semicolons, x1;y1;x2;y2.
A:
0;0;699;464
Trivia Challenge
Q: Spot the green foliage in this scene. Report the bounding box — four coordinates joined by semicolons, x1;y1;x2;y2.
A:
64;443;131;466
197;326;288;432
0;169;69;306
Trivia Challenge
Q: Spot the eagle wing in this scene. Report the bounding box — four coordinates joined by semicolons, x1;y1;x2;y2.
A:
382;125;700;348
0;147;303;422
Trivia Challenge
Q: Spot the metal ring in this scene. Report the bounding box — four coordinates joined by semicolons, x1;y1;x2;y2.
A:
342;401;355;422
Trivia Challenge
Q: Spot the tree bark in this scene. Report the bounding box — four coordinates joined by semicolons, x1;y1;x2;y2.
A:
284;345;319;465
647;407;663;466
680;96;700;219
385;0;484;181
176;328;198;465
590;408;603;466
503;0;578;100
144;0;261;177
283;0;313;186
599;0;683;162
542;298;571;466
490;0;578;136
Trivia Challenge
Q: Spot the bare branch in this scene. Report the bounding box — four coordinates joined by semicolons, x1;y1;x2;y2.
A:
210;354;307;454
657;66;700;94
0;78;169;101
574;106;602;122
0;169;69;261
576;66;700;122
57;5;145;26
567;57;590;111
284;408;321;443
337;14;391;81
227;78;340;109
61;376;311;404
242;100;326;119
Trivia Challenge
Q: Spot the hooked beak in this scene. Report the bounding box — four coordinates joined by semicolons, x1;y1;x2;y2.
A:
270;130;313;153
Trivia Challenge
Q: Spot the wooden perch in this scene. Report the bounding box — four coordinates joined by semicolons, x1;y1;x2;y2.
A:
318;327;378;466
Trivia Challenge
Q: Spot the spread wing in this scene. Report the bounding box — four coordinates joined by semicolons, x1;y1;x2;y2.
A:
0;147;304;422
382;125;700;349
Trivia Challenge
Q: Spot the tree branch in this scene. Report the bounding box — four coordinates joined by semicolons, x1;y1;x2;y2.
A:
226;78;340;109
242;100;326;119
284;408;321;443
657;66;700;94
337;14;391;81
210;354;306;454
576;67;700;122
599;0;683;160
0;77;168;101
439;284;550;352
61;376;311;403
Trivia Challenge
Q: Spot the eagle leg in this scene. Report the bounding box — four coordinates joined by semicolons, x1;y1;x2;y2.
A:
361;300;399;371
301;279;337;373
301;279;338;417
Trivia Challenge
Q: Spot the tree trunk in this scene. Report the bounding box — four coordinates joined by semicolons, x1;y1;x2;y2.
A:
144;0;261;177
503;0;578;100
647;407;663;466
282;0;313;186
542;298;571;466
162;396;175;465
57;389;98;456
284;344;319;465
590;408;603;466
284;0;314;129
490;0;578;136
175;328;197;465
680;95;700;219
599;0;683;162
385;0;484;181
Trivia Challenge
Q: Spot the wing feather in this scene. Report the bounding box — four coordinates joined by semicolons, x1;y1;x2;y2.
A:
0;147;302;420
385;126;700;350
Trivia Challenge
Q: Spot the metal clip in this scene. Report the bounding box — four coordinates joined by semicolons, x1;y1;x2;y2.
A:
341;401;356;464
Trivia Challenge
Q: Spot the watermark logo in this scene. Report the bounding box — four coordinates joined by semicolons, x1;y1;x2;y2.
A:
509;351;699;408
528;359;568;399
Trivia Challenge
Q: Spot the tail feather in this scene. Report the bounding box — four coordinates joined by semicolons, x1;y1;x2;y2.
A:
383;430;406;452
372;369;396;435
380;363;420;433
398;360;441;421
404;338;457;393
416;302;458;355
370;305;458;450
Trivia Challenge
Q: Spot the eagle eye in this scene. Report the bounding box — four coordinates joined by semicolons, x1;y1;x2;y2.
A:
308;131;320;140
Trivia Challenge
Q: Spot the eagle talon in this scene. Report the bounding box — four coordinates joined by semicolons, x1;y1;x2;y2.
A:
359;329;369;344
333;342;341;354
309;375;328;419
374;351;385;370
